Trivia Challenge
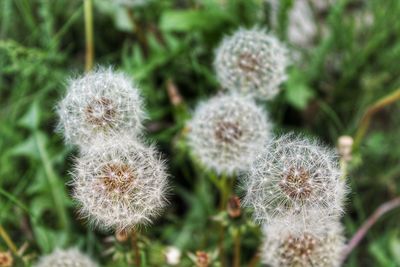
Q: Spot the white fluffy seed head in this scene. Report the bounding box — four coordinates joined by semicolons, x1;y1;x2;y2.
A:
214;28;289;100
56;67;145;147
187;93;272;175
262;222;345;267
35;248;97;267
72;134;169;231
243;134;347;224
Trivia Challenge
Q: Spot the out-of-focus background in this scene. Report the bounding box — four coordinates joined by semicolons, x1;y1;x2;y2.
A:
1;0;400;266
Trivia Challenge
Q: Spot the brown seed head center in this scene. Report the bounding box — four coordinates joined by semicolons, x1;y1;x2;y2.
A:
279;167;313;200
214;121;242;144
196;251;209;267
237;52;261;74
98;163;136;195
281;234;317;264
85;97;116;127
0;251;13;267
227;195;241;218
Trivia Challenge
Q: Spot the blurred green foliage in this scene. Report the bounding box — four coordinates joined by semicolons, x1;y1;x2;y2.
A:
1;0;400;266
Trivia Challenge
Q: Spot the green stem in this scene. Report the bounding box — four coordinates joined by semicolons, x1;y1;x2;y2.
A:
217;175;233;267
218;225;226;267
218;175;230;210
84;0;94;71
353;88;400;149
233;230;241;267
131;229;141;267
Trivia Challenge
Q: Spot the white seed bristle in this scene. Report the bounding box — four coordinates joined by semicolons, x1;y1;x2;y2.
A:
56;67;145;147
262;222;345;267
243;134;347;224
72;134;169;231
35;248;97;267
214;28;289;100
187;93;272;175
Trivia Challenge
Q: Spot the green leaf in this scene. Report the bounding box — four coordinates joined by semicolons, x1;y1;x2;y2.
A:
369;240;395;267
33;226;69;253
18;101;41;130
10;135;40;159
160;10;231;32
30;195;54;218
390;235;400;265
285;69;315;109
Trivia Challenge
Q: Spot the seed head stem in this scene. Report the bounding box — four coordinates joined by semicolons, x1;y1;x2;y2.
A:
217;175;231;267
131;229;141;267
233;229;241;267
84;0;94;71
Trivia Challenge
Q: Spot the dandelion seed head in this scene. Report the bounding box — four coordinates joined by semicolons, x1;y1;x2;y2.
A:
35;248;97;267
243;134;347;224
187;94;271;175
56;67;145;147
72;135;169;231
214;28;289;100
262;222;345;267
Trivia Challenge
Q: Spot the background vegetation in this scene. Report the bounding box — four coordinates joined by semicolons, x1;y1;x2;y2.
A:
1;0;400;266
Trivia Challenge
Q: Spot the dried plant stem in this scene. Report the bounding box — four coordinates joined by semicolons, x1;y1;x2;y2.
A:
233;230;241;267
342;196;400;261
0;225;18;254
84;0;94;71
131;229;141;267
353;88;400;149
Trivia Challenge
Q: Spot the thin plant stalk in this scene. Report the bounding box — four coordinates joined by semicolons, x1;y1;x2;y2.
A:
218;175;231;210
84;0;94;71
208;173;235;267
0;225;18;254
218;225;226;267
233;230;241;267
218;175;228;267
131;229;141;267
341;196;400;262
353;88;400;149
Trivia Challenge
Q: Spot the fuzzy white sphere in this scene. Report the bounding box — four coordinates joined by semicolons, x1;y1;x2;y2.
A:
262;222;345;267
187;93;271;175
243;134;347;224
214;28;289;100
35;248;97;267
56;67;145;147
72;134;169;231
